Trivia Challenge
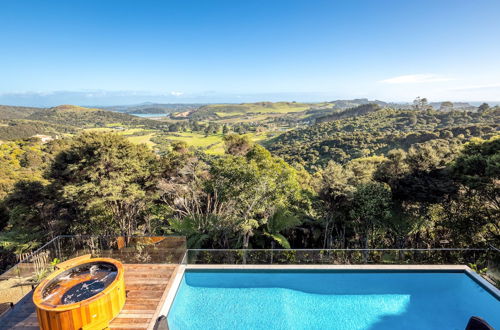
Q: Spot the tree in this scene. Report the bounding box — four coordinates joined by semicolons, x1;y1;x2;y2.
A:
376;141;458;204
408;114;418;126
346;156;386;184
0;180;60;254
49;133;158;236
440;101;453;111
374;149;409;184
449;137;500;246
161;143;307;249
171;141;189;154
413;97;430;111
349;182;392;252
207;145;304;248
478;103;490;113
264;207;301;249
223;134;253;156
453;137;499;189
314;161;356;248
0;204;8;232
385;202;428;249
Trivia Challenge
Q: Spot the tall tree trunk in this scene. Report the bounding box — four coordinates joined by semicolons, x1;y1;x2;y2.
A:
270;240;275;264
363;231;369;263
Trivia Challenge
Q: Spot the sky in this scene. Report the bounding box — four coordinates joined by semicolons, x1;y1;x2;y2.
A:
1;0;500;106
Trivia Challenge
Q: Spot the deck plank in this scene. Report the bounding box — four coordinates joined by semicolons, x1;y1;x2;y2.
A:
0;264;177;330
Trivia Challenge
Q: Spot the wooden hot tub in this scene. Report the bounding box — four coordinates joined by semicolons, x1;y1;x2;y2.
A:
33;255;126;330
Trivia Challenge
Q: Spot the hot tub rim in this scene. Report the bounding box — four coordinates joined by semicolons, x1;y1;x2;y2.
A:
33;257;125;312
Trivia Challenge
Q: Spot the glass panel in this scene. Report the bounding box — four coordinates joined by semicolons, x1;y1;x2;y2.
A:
186;248;495;267
1;237;497;316
0;235;187;312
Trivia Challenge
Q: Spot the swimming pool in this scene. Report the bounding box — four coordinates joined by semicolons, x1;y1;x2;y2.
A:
167;268;499;330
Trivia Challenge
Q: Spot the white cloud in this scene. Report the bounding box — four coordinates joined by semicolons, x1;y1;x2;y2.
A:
379;74;452;84
170;91;184;96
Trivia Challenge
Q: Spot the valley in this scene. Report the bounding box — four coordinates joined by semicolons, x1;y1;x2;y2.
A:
1;99;497;164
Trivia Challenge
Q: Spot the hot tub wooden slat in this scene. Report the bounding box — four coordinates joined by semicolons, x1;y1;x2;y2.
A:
33;258;127;330
0;264;177;330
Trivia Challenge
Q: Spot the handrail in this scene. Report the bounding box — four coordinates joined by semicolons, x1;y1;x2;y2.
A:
13;236;61;265
489;245;500;253
188;248;492;251
14;235;184;260
56;234;186;238
1;235;188;278
181;250;189;265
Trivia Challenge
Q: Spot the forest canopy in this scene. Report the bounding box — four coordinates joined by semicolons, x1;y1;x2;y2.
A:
0;102;498;272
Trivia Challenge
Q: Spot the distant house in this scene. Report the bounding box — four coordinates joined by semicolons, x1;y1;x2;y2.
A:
32;134;54;143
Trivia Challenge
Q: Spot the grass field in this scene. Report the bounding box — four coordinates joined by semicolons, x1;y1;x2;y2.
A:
83;127;156;147
161;131;278;154
163;132;224;153
82;123;283;154
83;127;147;134
203;102;311;116
215;111;246;117
127;133;156;147
216;113;275;123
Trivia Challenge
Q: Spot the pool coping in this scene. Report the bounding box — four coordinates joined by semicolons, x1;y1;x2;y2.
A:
158;264;500;320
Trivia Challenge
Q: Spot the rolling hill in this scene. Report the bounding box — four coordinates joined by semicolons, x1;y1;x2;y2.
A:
0;120;76;140
189;101;313;119
266;107;500;170
0;104;162;140
314;103;383;123
26;105;155;127
0;105;43;120
96;103;202;115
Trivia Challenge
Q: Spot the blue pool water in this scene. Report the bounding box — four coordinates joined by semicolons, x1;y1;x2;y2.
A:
167;270;500;330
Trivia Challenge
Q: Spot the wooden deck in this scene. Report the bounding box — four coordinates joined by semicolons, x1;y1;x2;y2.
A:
0;264;178;330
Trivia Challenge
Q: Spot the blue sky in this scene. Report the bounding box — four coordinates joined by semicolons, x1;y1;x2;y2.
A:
1;0;500;106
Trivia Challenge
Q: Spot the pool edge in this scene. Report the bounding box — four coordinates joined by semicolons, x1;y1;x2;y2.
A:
464;268;500;300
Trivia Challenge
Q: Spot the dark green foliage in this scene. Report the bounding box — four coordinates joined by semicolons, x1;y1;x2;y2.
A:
0;180;56;254
0;120;76;140
0;102;498;271
0;104;169;140
48;133;159;236
264;207;301;249
0;204;8;231
447;138;500;246
0;105;42;120
0;247;16;273
223;134;253;156
375;141;461;204
453;137;500;188
98;103;201;114
27;105;152;127
315;103;382;123
350;182;392;249
267;108;499;170
159;141;309;249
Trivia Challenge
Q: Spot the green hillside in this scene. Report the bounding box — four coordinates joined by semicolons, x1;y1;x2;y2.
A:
190;101;312;119
0;105;43;120
0;120;76;140
98;103;202;114
0;104;164;140
266;107;500;170
27;105;154;127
